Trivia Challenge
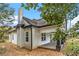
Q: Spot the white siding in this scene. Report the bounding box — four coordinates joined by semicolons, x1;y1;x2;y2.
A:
9;32;17;44
32;27;39;49
9;25;57;49
9;34;12;42
17;28;25;47
32;26;56;49
12;33;17;44
24;28;31;50
39;26;56;33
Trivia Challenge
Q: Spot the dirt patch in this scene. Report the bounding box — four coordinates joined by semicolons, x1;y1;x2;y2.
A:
0;42;63;56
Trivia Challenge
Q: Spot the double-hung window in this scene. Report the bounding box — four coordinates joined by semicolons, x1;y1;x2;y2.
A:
41;33;46;41
26;32;29;42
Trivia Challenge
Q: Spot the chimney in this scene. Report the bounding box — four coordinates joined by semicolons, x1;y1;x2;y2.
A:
18;7;23;24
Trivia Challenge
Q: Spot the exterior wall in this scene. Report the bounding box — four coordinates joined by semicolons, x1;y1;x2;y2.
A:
32;27;39;49
9;27;32;50
32;26;57;49
17;28;25;47
9;31;17;44
9;34;12;42
24;28;32;50
39;26;56;33
38;26;56;45
9;25;57;49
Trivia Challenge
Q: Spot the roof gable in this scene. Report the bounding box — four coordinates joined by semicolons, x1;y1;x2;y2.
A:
23;17;47;26
23;19;30;26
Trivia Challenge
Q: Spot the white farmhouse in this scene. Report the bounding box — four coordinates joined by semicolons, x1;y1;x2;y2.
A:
9;7;64;50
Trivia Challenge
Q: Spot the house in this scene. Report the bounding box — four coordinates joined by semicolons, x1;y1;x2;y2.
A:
9;7;64;50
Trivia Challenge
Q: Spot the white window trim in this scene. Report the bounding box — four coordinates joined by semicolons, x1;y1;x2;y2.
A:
41;33;46;41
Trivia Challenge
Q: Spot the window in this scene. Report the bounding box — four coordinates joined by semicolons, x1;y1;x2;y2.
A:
26;32;29;42
41;33;46;41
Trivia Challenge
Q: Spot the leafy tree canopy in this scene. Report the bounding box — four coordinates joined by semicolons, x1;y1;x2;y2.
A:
22;3;78;27
0;4;14;41
0;3;15;26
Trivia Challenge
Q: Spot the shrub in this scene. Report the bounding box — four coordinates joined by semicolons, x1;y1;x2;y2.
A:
0;39;5;43
53;28;66;51
53;28;66;41
70;30;77;38
63;38;79;56
68;28;78;38
0;47;7;55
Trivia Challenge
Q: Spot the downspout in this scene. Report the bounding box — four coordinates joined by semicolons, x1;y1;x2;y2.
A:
30;27;32;50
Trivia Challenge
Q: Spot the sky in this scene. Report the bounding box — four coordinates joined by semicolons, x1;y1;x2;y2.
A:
9;3;41;20
67;15;79;30
9;3;79;29
9;3;41;26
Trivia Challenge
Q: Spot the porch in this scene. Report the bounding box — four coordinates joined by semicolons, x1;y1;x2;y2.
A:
39;40;64;50
39;40;57;50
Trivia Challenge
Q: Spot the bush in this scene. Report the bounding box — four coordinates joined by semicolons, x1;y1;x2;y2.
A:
63;38;79;56
71;30;77;38
53;28;66;51
68;28;78;38
53;28;66;41
0;47;7;55
0;40;5;43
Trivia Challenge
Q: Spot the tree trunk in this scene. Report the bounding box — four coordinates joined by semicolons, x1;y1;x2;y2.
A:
56;40;61;51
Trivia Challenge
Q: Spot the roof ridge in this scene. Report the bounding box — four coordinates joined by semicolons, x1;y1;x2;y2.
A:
23;16;47;26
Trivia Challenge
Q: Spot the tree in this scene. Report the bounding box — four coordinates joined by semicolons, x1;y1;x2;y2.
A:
0;4;14;41
0;3;15;26
74;21;79;30
68;21;79;38
53;28;66;51
22;3;77;29
0;26;12;41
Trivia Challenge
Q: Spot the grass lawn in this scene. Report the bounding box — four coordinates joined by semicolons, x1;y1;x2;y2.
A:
0;41;63;56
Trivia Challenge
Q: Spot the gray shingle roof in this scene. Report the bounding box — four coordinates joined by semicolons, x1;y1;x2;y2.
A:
23;17;47;26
